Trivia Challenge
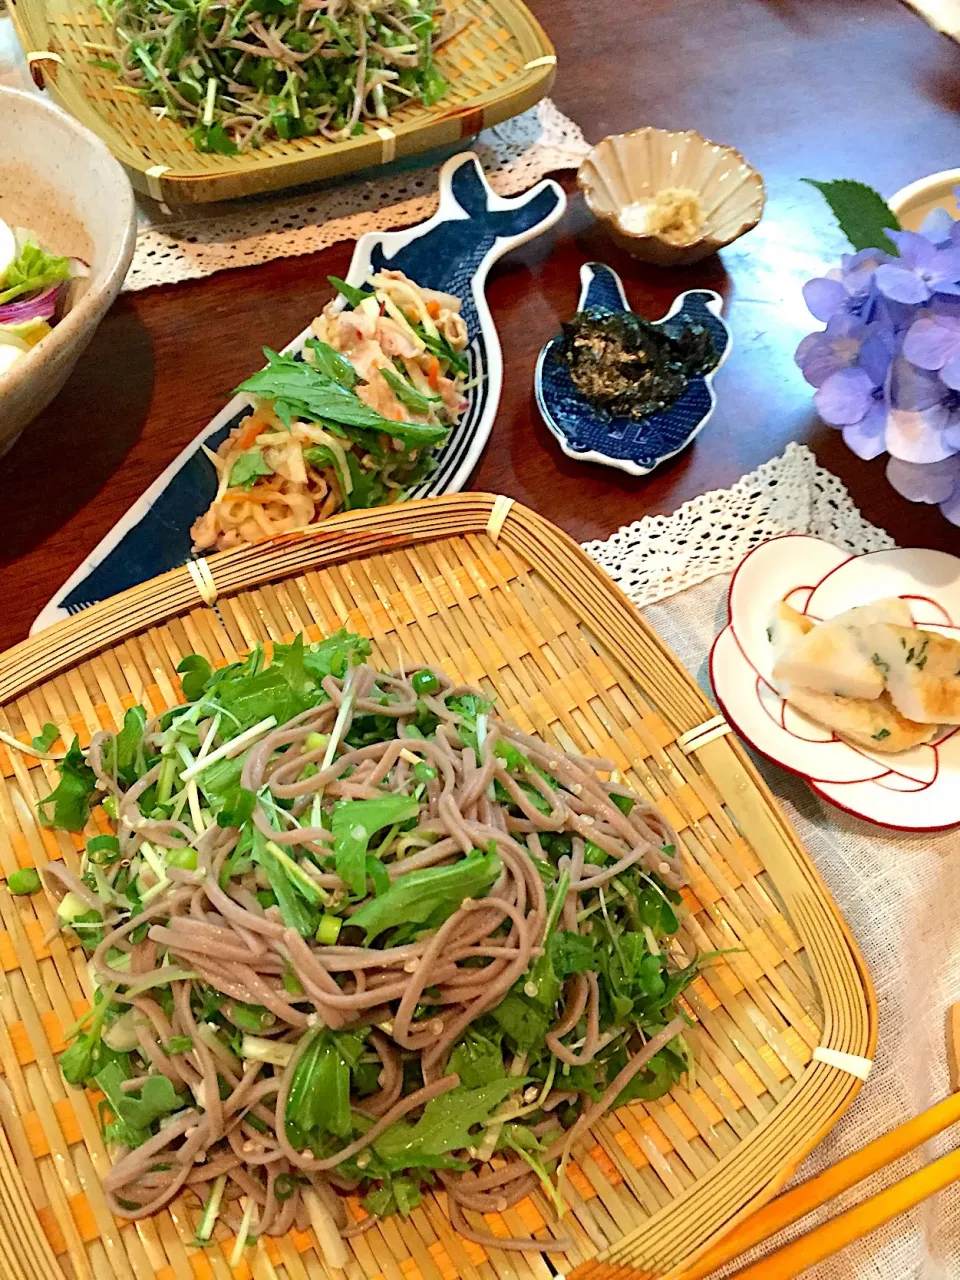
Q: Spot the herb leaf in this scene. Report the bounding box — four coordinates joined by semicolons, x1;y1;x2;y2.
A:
229;448;274;490
331;795;419;896
349;849;501;942
38;737;97;832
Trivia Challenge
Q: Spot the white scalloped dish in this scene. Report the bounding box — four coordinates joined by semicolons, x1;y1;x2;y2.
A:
710;535;960;830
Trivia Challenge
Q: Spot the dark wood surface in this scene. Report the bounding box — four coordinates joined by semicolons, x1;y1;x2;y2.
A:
3;0;959;649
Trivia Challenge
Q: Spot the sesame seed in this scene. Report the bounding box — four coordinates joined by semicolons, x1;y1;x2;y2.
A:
524;981;538;998
658;861;671;875
523;1086;538;1103
403;959;418;973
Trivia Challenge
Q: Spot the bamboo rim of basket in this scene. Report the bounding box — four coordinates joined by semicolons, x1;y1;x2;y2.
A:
0;493;877;1277
6;0;556;202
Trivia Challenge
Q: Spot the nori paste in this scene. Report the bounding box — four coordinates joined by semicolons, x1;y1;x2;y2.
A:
560;308;718;421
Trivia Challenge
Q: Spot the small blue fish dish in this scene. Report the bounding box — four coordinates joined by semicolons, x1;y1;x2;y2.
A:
535;262;730;476
35;153;566;632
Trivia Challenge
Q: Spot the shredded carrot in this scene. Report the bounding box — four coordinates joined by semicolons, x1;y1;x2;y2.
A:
236;415;267;452
427;355;440;390
427;299;440;319
222;487;284;504
393;409;404;421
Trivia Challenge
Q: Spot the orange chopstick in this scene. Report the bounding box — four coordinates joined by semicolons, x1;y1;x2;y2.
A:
673;1088;960;1280
726;1145;960;1279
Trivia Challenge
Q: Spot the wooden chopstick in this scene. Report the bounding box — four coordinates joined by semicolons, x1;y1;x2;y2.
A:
726;1145;960;1279
673;1088;960;1279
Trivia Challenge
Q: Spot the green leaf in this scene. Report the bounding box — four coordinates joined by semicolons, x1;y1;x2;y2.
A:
306;339;358;390
216;786;256;830
251;829;318;938
0;238;71;305
634;885;679;936
490;991;550;1050
285;1030;353;1138
379;366;442;415
551;930;597;977
448;1029;505;1088
349;849;500;942
31;723;59;753
327;275;372;308
420;62;448;107
37;737;97;832
214;634;319;730
228;448;274;490
190;122;239;155
362;1175;423;1220
342;450;388;512
332;795;425;895
176;654;213;702
374;1077;526;1163
236;349;448;448
102;706;148;786
303;629;372;681
412;323;468;375
802;179;901;255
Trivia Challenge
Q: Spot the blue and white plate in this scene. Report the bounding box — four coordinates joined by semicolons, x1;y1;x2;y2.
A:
33;152;566;633
535;262;730;477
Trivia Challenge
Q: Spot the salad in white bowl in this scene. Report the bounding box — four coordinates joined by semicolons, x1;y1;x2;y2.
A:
0;216;84;375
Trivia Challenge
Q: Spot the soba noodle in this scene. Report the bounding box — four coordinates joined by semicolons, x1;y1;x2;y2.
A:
45;639;694;1258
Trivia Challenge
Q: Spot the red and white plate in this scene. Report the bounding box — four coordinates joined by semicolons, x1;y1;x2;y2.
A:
709;535;960;830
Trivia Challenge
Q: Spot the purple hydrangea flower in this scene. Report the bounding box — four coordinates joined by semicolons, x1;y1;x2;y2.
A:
886;456;960;525
875;230;960;304
795;313;868;387
800;192;960;528
903;303;960;389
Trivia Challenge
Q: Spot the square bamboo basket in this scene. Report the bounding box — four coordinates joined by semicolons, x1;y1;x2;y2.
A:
7;0;555;203
0;494;875;1280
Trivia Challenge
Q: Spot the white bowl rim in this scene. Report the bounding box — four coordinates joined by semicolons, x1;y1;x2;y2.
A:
888;168;960;220
0;86;137;389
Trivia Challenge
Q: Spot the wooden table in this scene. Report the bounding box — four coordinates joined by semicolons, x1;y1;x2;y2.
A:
2;0;959;649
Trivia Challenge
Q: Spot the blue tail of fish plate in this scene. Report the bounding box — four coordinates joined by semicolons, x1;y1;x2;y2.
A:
36;152;566;633
362;151;566;333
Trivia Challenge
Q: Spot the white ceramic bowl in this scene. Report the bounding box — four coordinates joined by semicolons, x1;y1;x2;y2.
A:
710;535;960;830
578;127;765;267
889;169;960;231
0;87;136;454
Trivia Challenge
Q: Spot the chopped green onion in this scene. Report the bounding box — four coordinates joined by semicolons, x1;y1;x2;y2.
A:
8;868;41;896
411;669;440;696
316;913;342;945
166;847;198;871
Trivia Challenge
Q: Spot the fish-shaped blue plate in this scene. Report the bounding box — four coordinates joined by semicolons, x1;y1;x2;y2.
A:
34;152;566;633
535;262;730;477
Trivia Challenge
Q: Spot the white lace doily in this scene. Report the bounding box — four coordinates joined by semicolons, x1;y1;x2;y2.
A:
586;445;960;1280
127;99;588;291
582;441;895;607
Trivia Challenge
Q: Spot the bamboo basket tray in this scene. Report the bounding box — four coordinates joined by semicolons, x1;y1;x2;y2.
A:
0;494;875;1280
6;0;555;204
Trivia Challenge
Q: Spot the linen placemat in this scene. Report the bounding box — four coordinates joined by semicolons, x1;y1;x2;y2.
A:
585;443;960;1280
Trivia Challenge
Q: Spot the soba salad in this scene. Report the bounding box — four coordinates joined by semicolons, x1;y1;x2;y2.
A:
192;270;468;553
38;632;699;1260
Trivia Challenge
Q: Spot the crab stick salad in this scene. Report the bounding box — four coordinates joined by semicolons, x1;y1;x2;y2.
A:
0;217;83;376
191;270;469;552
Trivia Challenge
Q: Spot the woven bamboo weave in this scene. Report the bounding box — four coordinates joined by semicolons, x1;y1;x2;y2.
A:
7;0;555;202
0;494;875;1280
